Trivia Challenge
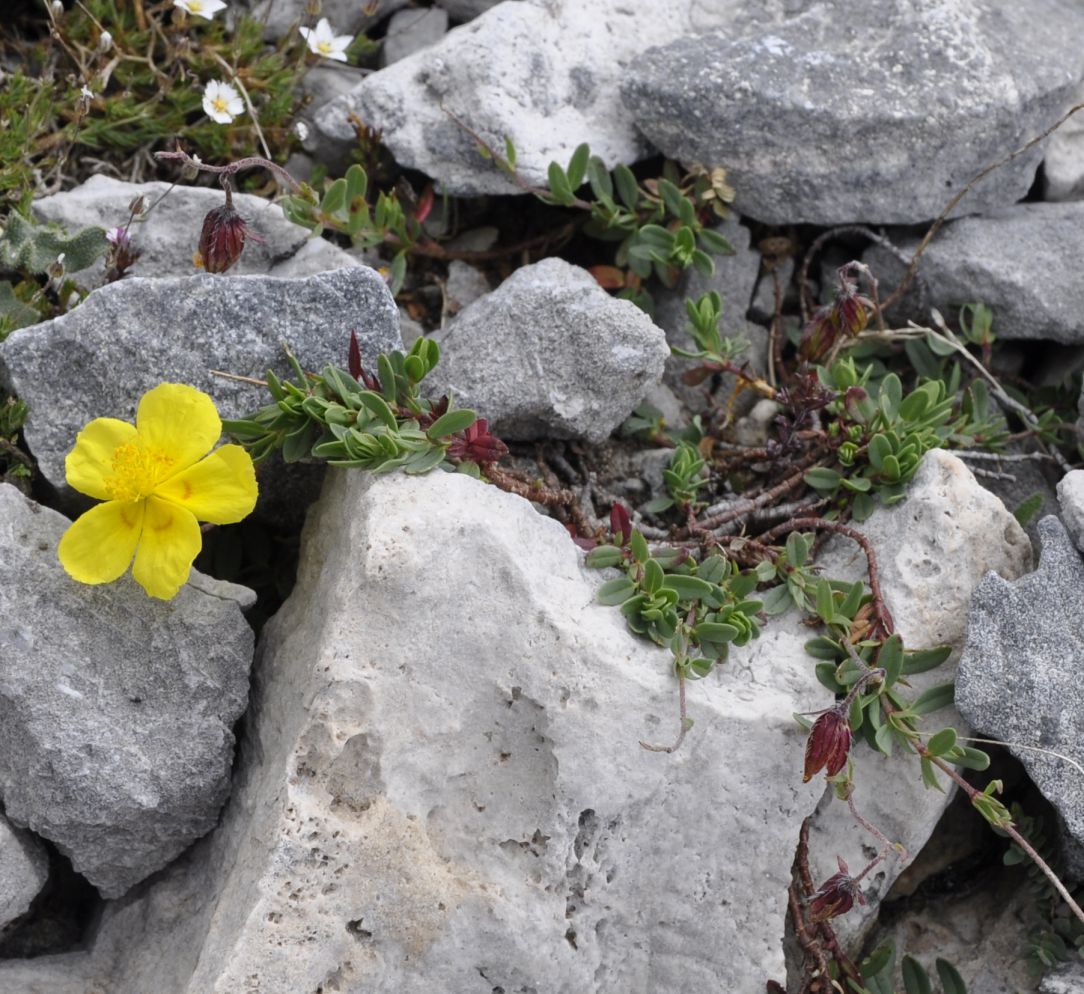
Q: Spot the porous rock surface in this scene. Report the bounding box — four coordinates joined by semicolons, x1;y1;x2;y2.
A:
0;483;255;899
1043;79;1084;201
623;0;1084;225
800;450;1032;956
33;175;357;289
865;202;1084;342
0;814;49;932
0;470;831;992
956;516;1084;876
313;0;790;196
1056;468;1084;552
0;267;400;508
428;257;670;443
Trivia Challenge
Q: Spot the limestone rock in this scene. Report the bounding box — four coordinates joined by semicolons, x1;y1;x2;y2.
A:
435;0;509;21
0;484;254;898
956;516;1084;876
240;0;408;40
1056;468;1084;552
801;450;1032;955
623;0;1084;225
1043;79;1084;202
382;7;449;66
0;267;400;512
32;176;342;289
313;0;786;196
865;202;1084;343
428;257;670;443
0;815;48;932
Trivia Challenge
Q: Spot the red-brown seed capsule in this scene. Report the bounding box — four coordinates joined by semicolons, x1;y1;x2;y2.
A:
808;856;866;922
802;705;853;782
197;196;247;274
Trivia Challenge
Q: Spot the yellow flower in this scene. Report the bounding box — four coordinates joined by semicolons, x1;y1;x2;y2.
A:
57;383;258;600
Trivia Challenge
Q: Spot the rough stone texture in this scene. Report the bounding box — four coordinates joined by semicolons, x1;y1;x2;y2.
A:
0;484;254;898
956;516;1084;877
0;267;400;509
865;202;1084;343
623;0;1084;225
382;6;449;66
1056;468;1084;552
428;257;670;443
241;0;408;40
313;0;790;196
435;0;509;21
0;815;48;932
800;451;1032;956
0;470;831;992
1043;79;1084;201
444;259;490;315
32;176;346;289
1043;960;1084;994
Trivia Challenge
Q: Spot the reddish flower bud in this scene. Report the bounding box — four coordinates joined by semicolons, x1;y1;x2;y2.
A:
802;705;852;782
447;419;509;464
798;306;837;363
610;502;632;547
808;856;866;922
197;194;247;274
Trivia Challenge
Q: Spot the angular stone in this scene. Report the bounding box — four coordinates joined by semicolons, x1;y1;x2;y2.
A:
0;815;48;932
32;176;343;289
865;202;1084;343
428;257;669;442
1056;468;1084;552
0;469;830;991
1043;959;1084;994
240;0;409;40
382;6;449;66
0;484;254;898
0;267;401;505
956;516;1084;876
1043;80;1084;202
313;0;780;196
435;0;508;21
801;450;1032;955
623;0;1084;225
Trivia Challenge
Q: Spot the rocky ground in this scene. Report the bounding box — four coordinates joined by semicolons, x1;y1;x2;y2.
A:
2;1;1084;992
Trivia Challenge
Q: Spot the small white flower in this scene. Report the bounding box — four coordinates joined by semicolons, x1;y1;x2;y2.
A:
80;85;93;100
98;30;113;52
202;80;244;125
173;0;228;19
299;18;353;62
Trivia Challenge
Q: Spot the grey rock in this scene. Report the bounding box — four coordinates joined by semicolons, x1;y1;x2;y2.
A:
240;0;408;40
0;268;400;513
1043;80;1084;202
435;0;509;21
32;176;331;289
1043;959;1084;994
802;450;1032;955
429;257;669;442
443;258;490;315
0;469;830;991
313;0;786;196
0;484;254;898
265;235;362;279
956;516;1084;876
1057;469;1084;552
0;815;48;931
623;0;1084;225
865;202;1084;343
382;6;449;66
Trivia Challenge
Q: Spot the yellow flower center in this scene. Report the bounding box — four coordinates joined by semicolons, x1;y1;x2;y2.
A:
212;97;229;114
189;1;204;9
317;40;333;54
104;442;176;503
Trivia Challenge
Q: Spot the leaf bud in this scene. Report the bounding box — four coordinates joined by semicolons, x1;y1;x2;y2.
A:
128;195;147;216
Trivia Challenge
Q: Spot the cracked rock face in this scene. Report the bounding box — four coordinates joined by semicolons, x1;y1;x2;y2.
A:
0;484;255;899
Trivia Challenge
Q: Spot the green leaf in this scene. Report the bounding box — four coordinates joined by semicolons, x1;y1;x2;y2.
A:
874;722;895;757
547;162;575;204
321;177;349;217
920;755;943;792
630;530;650;563
911;682;955;715
613;164;639;209
282;423;315;463
695;622;739;644
566;143;590;190
661;574;715;601
926;726;957;756
785;531;812;568
879;634;904;688
901;645;952;675
699;555;728;585
358;391;398;430
585;545;623;568
586;156;613;200
597;578;636;605
402;446;446;474
898;389;931;421
868;433;892;471
805;636;842;660
879;373;903;419
1013;492;1044;527
815;662;845;693
804;467;842;492
859;945;893;980
344;163;368;204
698;228;734;256
814;579;836;623
901;956;932;994
761;584;793;616
852;492;876;521
658;178;685;218
950;745;991;771
643;558;665;594
427;408;477;438
935;960;966;994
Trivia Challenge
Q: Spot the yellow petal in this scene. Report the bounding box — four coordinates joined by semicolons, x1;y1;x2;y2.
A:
153;444;258;524
57;500;144;585
130;496;202;600
65;418;138;500
136;383;222;476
